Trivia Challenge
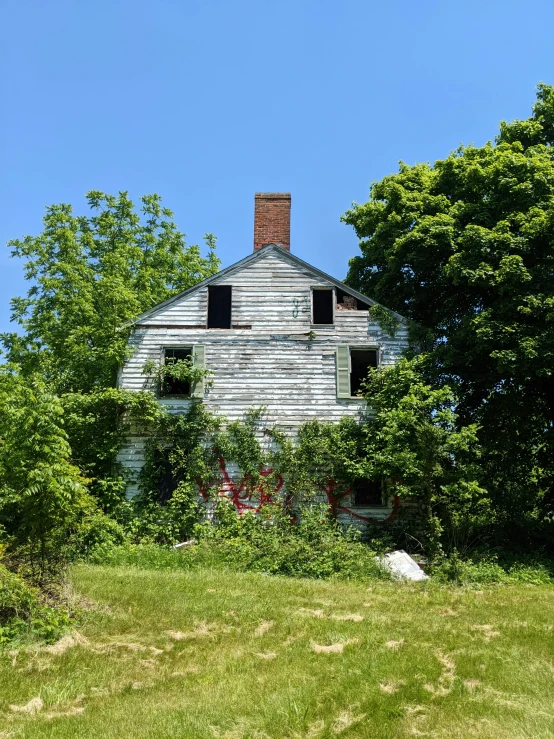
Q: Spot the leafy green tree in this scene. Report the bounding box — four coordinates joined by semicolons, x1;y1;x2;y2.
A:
359;359;487;555
0;366;90;582
2;191;220;393
343;84;554;522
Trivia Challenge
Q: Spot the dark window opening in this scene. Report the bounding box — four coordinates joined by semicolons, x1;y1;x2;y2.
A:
153;449;179;504
352;478;383;507
336;288;369;311
162;347;192;396
312;289;334;324
208;285;232;328
350;349;378;396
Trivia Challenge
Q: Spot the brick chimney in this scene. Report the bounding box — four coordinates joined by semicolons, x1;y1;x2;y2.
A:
253;192;291;252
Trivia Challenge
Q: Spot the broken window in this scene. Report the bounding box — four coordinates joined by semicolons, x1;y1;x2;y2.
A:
335;287;370;311
349;349;378;397
162;347;192;396
208;285;232;328
351;478;384;506
153;449;179;504
312;289;334;324
336;346;379;399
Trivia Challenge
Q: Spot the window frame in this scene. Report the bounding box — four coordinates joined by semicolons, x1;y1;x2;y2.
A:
350;478;386;508
207;284;232;329
158;345;205;399
336;344;381;400
311;286;335;327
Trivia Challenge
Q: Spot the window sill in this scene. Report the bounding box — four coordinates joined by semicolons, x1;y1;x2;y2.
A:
350;505;387;510
311;323;334;329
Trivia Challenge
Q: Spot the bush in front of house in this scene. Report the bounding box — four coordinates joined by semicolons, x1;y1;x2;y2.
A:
0;562;70;646
192;500;388;581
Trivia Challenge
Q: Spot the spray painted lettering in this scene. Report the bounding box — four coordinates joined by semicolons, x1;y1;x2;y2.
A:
198;460;398;523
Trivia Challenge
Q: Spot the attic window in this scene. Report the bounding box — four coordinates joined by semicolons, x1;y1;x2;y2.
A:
352;479;383;507
208;285;232;329
312;289;334;325
350;349;378;396
336;288;369;311
162;347;192;396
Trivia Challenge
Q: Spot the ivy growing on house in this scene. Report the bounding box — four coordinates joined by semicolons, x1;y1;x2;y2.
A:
141;356;213;396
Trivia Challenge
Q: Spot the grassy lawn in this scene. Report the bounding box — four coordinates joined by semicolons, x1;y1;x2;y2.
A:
1;566;553;738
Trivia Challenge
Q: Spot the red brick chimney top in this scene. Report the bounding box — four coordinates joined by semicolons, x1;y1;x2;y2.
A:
254;192;291;252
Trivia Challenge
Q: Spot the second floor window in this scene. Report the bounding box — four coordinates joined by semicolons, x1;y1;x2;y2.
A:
208;285;232;328
336;345;379;398
162;347;192;396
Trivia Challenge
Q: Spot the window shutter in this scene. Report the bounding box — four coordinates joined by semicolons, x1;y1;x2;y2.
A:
191;345;206;399
336;345;351;399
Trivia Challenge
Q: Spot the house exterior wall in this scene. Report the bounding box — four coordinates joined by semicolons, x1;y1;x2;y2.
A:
117;248;409;522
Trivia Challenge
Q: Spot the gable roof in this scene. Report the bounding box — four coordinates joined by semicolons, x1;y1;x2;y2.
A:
132;244;407;325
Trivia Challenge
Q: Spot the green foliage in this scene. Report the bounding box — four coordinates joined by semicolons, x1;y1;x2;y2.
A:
194;500;387;580
60;388;164;511
1;191;219;528
280;417;366;509
0;366;91;582
431;551;554;585
343;84;554;529
125;482;204;545
368;304;400;337
130;404;222;543
142;356;213;396
1;191;220;394
64;508;129;562
86;542;195;570
0;562;70;646
359;358;488;555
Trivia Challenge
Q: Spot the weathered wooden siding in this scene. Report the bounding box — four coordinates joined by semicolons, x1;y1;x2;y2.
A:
117;248;409;521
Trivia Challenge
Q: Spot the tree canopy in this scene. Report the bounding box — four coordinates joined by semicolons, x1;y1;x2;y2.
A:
343;84;554;521
1;191;220;393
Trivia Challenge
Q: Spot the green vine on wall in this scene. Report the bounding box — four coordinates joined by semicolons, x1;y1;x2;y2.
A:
369;304;400;337
142;357;213;395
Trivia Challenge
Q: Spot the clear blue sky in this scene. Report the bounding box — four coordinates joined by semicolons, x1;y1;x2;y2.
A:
2;0;553;334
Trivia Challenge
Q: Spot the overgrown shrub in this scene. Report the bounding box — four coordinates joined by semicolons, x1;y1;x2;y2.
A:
64;507;129;561
0;366;91;582
194;500;388;581
0;563;69;646
431;551;554;585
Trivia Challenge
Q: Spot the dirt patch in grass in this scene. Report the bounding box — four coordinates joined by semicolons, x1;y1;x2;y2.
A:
9;697;43;714
311;639;358;654
254;620;274;636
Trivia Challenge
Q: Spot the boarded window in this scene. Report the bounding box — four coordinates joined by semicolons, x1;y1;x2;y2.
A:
208;285;232;328
350;349;378;396
351;479;383;506
312;289;334;324
162;347;192;396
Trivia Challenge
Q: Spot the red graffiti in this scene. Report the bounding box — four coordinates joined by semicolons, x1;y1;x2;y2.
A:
320;477;400;522
199;460;400;523
217;458;284;514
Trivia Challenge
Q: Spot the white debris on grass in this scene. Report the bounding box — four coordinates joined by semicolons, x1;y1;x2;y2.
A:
380;550;429;582
173;540;196;549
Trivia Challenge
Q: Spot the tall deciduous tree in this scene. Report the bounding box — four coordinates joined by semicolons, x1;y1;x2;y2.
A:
0;366;90;582
343;85;554;523
2;191;220;393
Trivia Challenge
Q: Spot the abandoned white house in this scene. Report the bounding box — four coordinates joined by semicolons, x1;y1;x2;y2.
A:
117;193;409;522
